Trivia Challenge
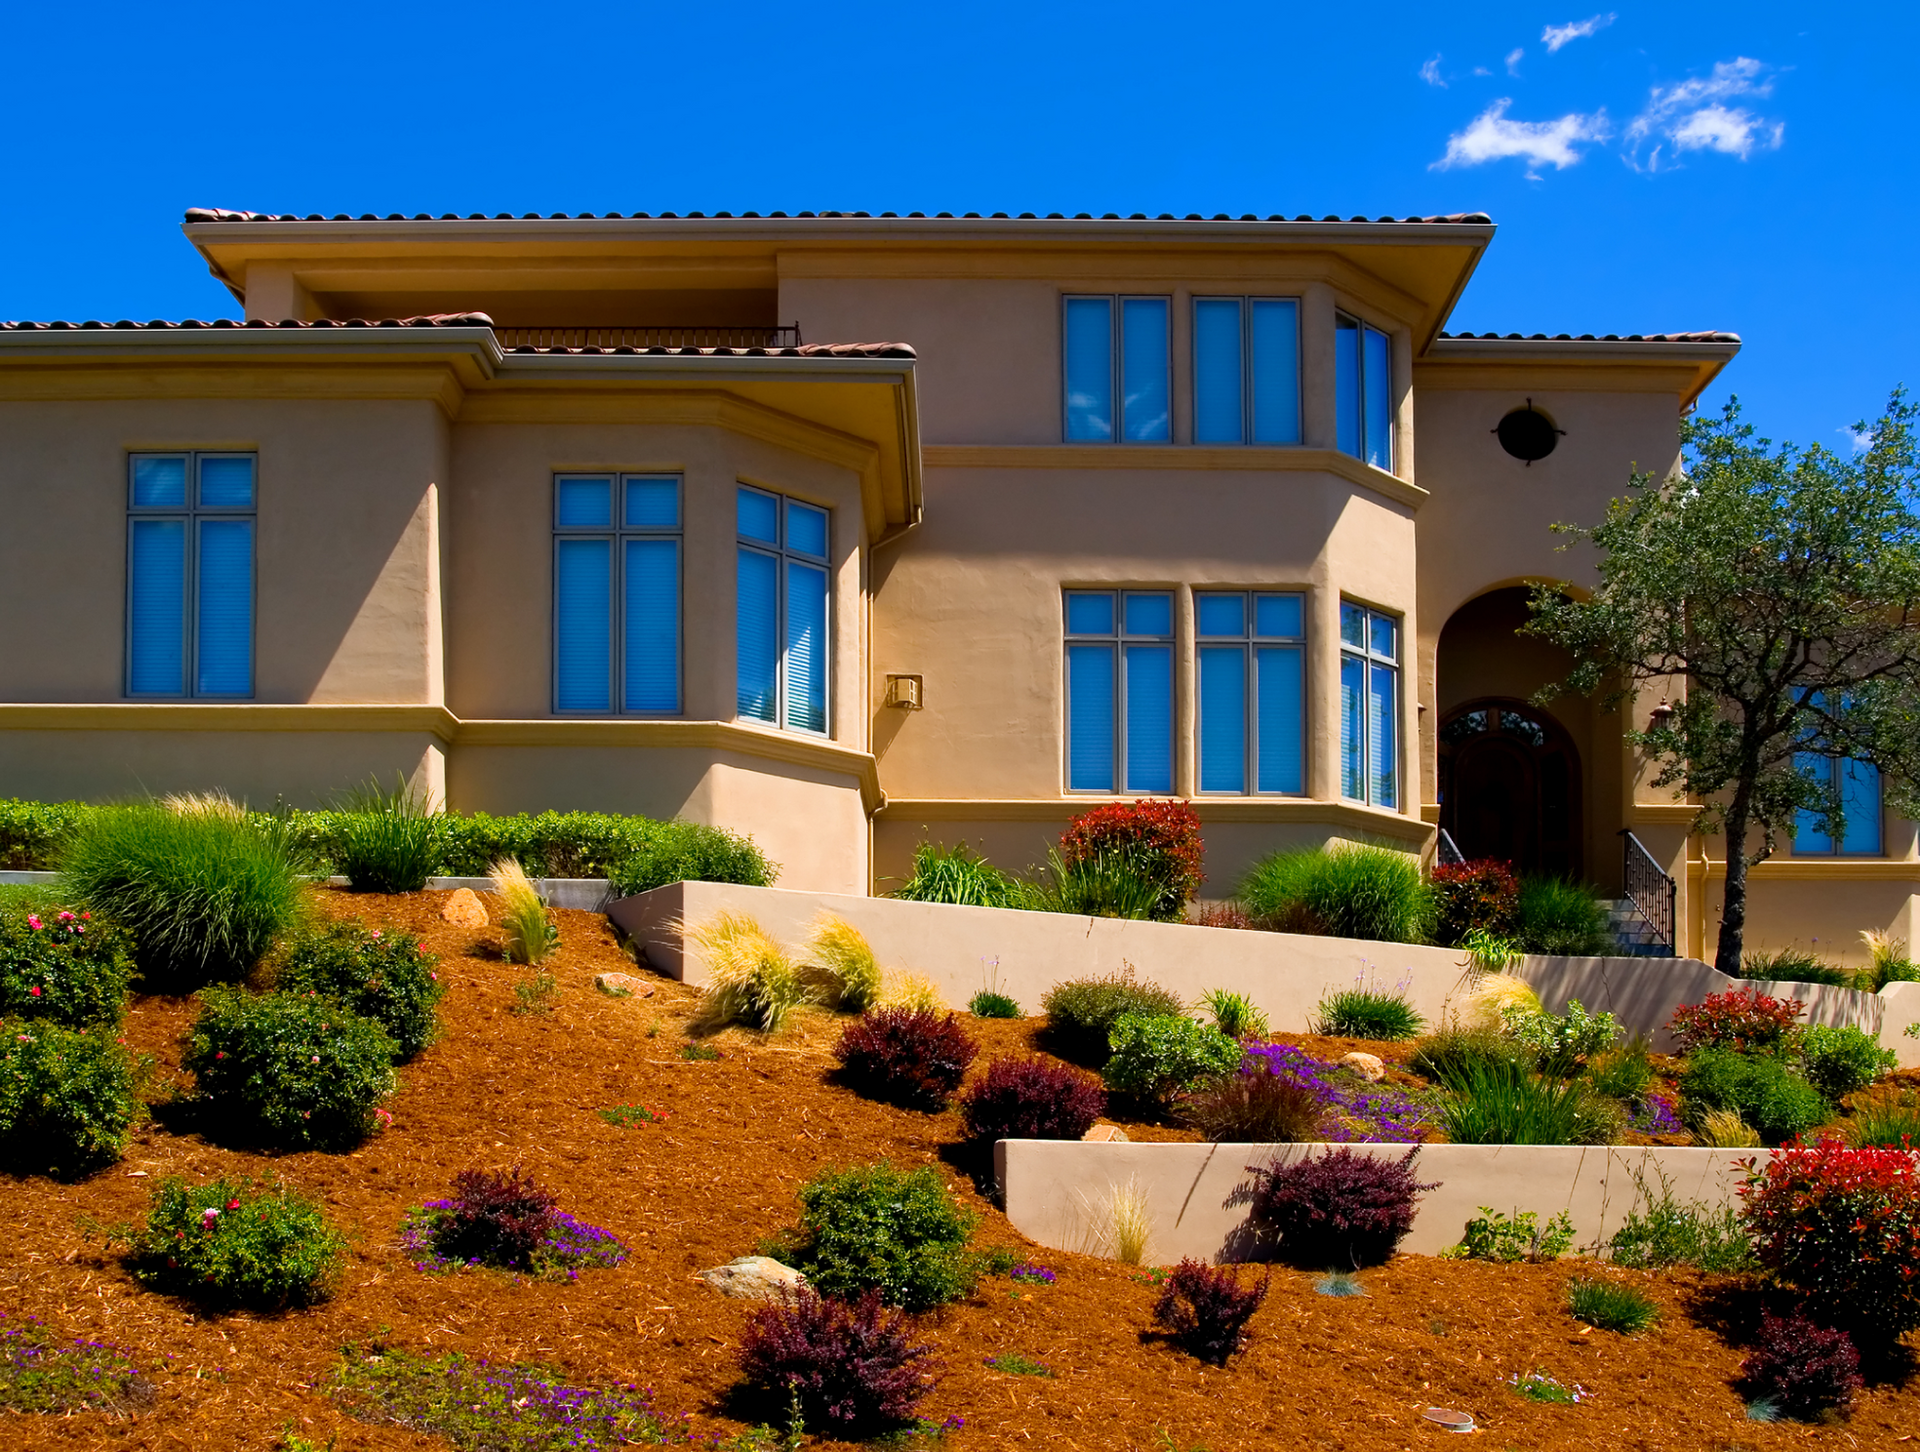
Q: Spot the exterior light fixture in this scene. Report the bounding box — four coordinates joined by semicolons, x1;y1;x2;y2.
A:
885;674;923;710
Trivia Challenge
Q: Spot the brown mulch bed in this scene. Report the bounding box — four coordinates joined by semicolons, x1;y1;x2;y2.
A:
2;888;1915;1450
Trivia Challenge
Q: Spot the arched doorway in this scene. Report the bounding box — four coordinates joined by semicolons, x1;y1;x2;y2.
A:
1438;698;1582;877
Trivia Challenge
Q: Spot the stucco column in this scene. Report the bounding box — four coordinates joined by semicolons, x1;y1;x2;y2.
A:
1174;585;1196;798
1393;327;1416;483
1307;566;1340;803
1300;282;1338;451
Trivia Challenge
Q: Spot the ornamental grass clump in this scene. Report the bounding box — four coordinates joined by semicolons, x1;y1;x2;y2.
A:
808;914;883;1011
687;911;811;1033
1313;969;1425;1041
1197;987;1268;1040
0;1318;152;1416
1512;876;1613;956
1151;1259;1270;1365
1056;798;1205;922
1041;966;1185;1064
490;858;558;966
736;1288;940;1437
58;802;309;990
127;1175;347;1309
0;1019;140;1178
0;906;132;1028
833;1009;978;1110
330;774;444;893
1738;1314;1863;1422
273;921;443;1060
1101;1012;1243;1106
959;1055;1106;1142
1741;945;1852;987
1248;1146;1437;1269
1847;1085;1920;1148
183;988;397;1151
889;840;1025;908
1564;1277;1661;1335
777;1161;985;1311
968;989;1021;1018
1238;842;1432;943
1435;1058;1597;1146
399;1165;627;1280
1025;846;1164;919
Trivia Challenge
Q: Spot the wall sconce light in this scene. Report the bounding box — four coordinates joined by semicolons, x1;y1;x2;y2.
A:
885;674;923;710
1648;698;1675;727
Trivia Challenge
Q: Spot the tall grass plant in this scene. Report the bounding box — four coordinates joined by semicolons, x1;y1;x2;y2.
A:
330;775;442;893
1238;843;1432;943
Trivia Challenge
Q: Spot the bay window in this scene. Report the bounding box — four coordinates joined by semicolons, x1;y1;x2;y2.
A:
1064;590;1173;792
738;485;830;734
1196;591;1305;793
1192;298;1301;445
1063;296;1171;442
1340;602;1399;808
553;474;681;714
1335;313;1394;471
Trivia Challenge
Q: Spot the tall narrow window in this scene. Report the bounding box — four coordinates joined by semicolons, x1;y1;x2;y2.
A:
1063;590;1173;793
1339;602;1399;809
1193;298;1301;445
1793;695;1884;855
126;452;255;698
738;485;830;734
1196;591;1306;794
552;474;681;714
1335;313;1394;471
1062;296;1170;442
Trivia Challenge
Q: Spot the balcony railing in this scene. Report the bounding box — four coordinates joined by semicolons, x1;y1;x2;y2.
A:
493;324;802;350
1434;827;1466;867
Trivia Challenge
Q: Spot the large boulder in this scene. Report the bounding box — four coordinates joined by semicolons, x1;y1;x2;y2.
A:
697;1256;810;1301
440;888;489;929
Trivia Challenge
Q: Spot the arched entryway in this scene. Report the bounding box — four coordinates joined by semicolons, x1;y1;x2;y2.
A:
1438;697;1582;877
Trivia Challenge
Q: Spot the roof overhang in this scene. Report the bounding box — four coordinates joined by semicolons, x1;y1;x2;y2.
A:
1416;332;1742;410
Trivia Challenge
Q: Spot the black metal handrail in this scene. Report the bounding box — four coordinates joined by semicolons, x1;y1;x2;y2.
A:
493;324;802;350
1619;829;1677;954
1435;827;1466;867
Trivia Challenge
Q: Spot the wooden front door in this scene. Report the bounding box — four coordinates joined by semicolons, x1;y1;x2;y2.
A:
1439;699;1581;878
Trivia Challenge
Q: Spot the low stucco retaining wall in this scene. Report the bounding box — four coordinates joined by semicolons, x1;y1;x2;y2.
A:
607;881;1920;1067
994;1140;1773;1264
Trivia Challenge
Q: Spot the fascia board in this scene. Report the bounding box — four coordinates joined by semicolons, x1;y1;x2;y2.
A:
0;326;502;379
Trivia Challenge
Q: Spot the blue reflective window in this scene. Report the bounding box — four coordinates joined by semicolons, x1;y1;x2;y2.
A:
1064;589;1173;794
1121;298;1170;442
1064;297;1114;441
1193;299;1244;444
1064;295;1169;443
1793;696;1884;855
1196;590;1306;796
1250;299;1301;444
1339;601;1399;807
554;474;681;714
1194;297;1301;446
737;486;833;734
127;452;255;698
1335;312;1394;469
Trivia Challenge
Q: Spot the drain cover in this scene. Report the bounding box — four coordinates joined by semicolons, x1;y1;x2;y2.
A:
1422;1407;1476;1433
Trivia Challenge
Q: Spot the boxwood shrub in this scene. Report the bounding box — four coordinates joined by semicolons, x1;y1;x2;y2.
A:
273;921;443;1061
0;1019;140;1177
777;1161;988;1311
1679;1047;1827;1146
0;906;133;1028
128;1175;347;1309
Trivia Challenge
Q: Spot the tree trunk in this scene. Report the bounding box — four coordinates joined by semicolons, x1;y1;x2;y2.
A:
1714;779;1756;976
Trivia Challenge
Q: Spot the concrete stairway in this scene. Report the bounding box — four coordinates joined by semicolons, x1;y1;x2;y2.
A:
1605;898;1675;958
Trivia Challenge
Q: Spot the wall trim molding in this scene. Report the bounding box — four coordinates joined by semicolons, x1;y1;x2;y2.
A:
876;795;1434;842
920;444;1426;510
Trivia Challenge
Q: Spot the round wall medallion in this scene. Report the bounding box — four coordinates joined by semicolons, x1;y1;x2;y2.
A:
1496;405;1561;463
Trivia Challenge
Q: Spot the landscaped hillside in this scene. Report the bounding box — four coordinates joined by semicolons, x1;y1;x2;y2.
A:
5;888;1919;1450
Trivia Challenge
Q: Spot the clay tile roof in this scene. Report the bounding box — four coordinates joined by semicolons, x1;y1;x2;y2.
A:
1435;329;1741;344
184;207;1493;227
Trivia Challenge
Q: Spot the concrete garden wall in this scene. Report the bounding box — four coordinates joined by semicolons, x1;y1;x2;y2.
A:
607;881;1919;1067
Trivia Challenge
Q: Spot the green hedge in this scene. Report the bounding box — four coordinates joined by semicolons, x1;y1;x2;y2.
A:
0;798;776;894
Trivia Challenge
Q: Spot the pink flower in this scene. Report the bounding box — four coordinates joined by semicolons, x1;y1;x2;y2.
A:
215;1051;226;1060
370;930;382;939
57;911;74;922
226;1199;240;1210
27;986;41;997
310;1055;320;1064
25;916;40;931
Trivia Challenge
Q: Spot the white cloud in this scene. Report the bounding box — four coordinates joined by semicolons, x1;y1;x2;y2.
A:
1420;53;1446;87
1543;13;1616;52
1506;47;1525;76
1626;57;1784;167
1432;99;1611;177
1841;427;1873;453
1670;104;1785;158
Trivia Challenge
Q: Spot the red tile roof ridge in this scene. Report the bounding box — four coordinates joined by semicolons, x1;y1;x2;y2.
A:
185;207;1493;227
1435;329;1741;344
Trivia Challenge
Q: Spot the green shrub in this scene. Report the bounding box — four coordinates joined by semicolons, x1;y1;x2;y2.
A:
1741;946;1852;987
1056;799;1205;922
1583;1036;1656;1102
1444;1206;1574;1263
968;990;1022;1019
1041;968;1186;1064
889;840;1026;907
778;1161;985;1311
1606;1166;1754;1273
0;1019;140;1177
1799;1023;1894;1100
58;804;309;989
329;776;443;893
1437;1059;1595;1145
0;798;89;871
1410;1022;1527;1086
601;818;775;896
1024;846;1162;919
1314;975;1425;1041
183;988;397;1151
1239;843;1432;943
128;1176;346;1309
1198;987;1269;1040
1513;876;1613;956
274;921;443;1060
1565;1277;1660;1335
0;906;133;1028
1101;1013;1243;1104
1680;1047;1828;1146
1500;998;1621;1076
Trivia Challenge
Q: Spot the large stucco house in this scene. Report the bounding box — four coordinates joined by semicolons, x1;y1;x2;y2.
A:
0;206;1903;963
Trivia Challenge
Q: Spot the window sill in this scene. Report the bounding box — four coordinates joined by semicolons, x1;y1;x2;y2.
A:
919;445;1425;508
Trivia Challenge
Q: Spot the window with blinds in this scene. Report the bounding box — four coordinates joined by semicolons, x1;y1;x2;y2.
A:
126;453;255;698
1196;591;1306;794
1063;589;1173;794
1335;313;1395;472
552;474;681;714
1192;298;1302;445
737;485;830;735
1062;296;1172;443
1339;601;1399;809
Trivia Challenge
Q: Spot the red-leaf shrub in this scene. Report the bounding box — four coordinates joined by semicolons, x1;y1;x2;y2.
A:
737;1287;939;1435
434;1166;559;1270
834;1009;978;1110
1668;987;1805;1055
1739;1313;1862;1419
1248;1146;1438;1269
1152;1258;1270;1364
1428;859;1520;946
1738;1139;1920;1340
1059;799;1204;922
959;1055;1106;1141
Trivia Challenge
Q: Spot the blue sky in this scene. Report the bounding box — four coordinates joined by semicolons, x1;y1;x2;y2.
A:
3;2;1910;455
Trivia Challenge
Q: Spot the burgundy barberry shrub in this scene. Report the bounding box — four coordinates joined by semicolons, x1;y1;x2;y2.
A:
434;1166;559;1270
1740;1313;1862;1420
1668;987;1805;1056
1249;1146;1438;1269
737;1287;939;1435
834;1009;978;1110
1059;799;1204;922
1152;1258;1270;1364
1739;1139;1920;1340
959;1055;1106;1141
1428;859;1520;946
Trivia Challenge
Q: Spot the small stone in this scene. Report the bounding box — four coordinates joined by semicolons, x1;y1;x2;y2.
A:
595;971;655;999
697;1256;810;1301
441;888;489;929
1082;1123;1128;1142
1338;1051;1387;1082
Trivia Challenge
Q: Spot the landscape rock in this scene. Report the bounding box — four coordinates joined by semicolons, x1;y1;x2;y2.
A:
697;1256;809;1301
440;888;489;929
1082;1123;1129;1142
1338;1051;1387;1082
595;971;655;999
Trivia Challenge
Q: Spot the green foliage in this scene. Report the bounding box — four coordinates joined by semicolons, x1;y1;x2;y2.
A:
1606;1166;1755;1273
511;971;558;1017
1507;1370;1581;1405
129;1176;346;1309
0;1018;140;1177
1041;968;1186;1064
688;913;811;1034
1857;932;1920;993
1314;974;1424;1041
1024;846;1163;919
1742;946;1852;988
967;990;1021;1019
0;1319;150;1415
807;916;882;1012
888;841;1025;907
984;1353;1053;1377
1409;1021;1528;1085
601;818;776;896
274;922;443;1060
329;775;443;893
1799;1023;1895;1099
1680;1046;1828;1146
1848;1086;1920;1148
780;1161;985;1311
0;905;133;1028
1436;1058;1597;1146
1500;998;1621;1076
1101;1013;1243;1104
0;798;90;871
58;804;310;990
1564;1278;1661;1335
1582;1036;1656;1102
1238;842;1432;943
680;1041;722;1061
1444;1206;1575;1263
183;988;397;1151
1197;988;1268;1040
1512;877;1614;957
1057;799;1206;922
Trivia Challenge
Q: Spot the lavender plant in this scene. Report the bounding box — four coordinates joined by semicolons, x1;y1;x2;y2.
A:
0;1317;153;1415
399;1167;626;1281
1240;1042;1433;1142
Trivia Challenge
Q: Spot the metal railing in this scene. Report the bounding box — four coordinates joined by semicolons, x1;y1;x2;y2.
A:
1435;827;1466;867
1619;829;1678;955
493;324;802;350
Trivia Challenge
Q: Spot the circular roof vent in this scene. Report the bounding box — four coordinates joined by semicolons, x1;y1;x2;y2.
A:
1495;403;1563;464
